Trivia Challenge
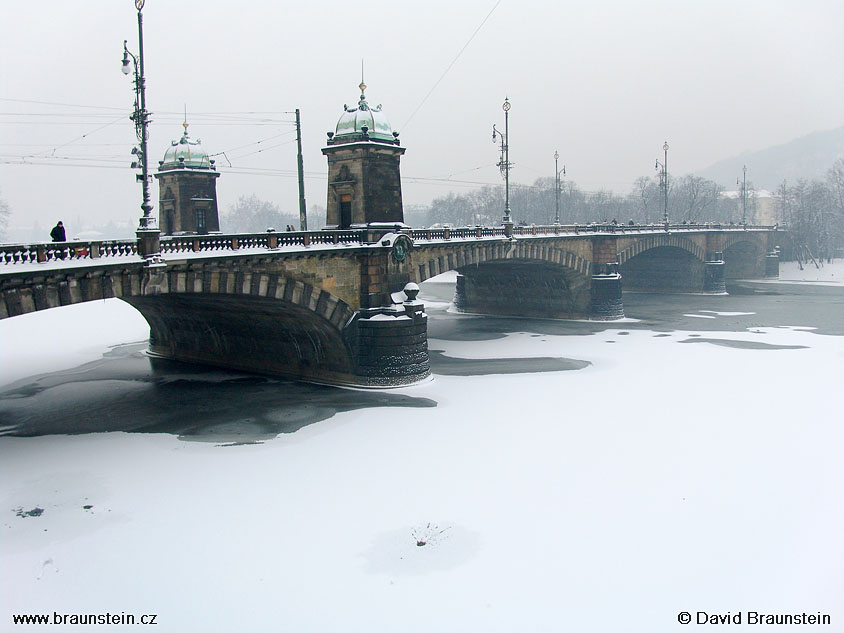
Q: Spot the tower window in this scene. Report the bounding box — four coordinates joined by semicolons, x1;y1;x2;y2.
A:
195;208;207;234
340;194;352;229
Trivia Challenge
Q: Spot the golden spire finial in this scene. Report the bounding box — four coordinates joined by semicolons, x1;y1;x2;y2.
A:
182;105;189;136
359;59;366;97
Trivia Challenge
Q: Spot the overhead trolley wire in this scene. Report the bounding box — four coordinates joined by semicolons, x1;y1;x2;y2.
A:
400;0;503;132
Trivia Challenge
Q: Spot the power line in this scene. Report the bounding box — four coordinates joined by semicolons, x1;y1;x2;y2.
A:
231;138;297;159
0;159;636;199
31;115;126;158
400;0;502;131
0;97;125;111
1;98;297;118
0;142;130;147
0;159;128;170
213;130;297;156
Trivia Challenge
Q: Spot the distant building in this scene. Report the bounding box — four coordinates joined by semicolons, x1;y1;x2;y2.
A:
154;123;220;235
722;189;778;225
321;81;405;228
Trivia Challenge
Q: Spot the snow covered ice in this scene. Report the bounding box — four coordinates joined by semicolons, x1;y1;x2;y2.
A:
1;261;843;632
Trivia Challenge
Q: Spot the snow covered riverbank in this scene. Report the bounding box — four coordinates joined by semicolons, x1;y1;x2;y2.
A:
1;262;842;632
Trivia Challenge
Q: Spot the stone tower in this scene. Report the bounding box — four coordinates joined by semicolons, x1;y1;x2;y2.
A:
154;123;220;235
321;81;405;229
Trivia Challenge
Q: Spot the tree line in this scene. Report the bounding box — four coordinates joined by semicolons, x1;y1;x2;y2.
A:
220;194;301;233
775;158;844;262
409;159;844;261
416;174;748;228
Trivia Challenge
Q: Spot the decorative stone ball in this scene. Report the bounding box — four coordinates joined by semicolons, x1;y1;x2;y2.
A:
403;282;420;301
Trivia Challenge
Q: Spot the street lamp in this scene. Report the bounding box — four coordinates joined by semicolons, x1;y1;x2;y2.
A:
492;98;513;227
122;0;160;260
737;165;747;228
554;150;566;225
655;141;669;231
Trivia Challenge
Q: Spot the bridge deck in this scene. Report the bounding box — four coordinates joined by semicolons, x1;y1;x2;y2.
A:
1;223;775;276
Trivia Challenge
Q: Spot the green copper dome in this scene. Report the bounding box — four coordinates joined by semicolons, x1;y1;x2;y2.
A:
159;123;214;170
330;82;399;145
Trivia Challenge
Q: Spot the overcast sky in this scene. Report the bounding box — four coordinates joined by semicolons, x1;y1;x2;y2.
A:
2;0;843;235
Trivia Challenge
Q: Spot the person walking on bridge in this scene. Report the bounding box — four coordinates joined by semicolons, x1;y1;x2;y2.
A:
50;221;66;242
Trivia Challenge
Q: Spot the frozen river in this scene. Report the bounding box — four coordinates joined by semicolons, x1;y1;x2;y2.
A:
1;261;842;632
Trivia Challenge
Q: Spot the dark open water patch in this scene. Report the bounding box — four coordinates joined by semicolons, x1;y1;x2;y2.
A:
428;349;591;376
679;338;808;351
422;279;844;338
0;344;436;443
621;282;844;336
14;507;44;518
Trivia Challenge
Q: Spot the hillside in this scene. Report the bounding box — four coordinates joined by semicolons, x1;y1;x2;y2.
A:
696;125;844;190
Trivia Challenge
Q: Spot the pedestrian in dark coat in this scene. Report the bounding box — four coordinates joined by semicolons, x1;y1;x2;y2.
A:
50;221;66;242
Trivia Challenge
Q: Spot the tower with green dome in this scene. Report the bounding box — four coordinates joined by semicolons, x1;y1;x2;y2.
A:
154;122;221;235
322;80;405;229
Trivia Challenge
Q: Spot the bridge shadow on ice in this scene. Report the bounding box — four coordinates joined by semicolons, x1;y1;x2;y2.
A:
0;343;437;444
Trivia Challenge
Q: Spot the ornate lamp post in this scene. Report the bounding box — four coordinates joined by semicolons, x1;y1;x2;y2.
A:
492;98;513;230
655;141;669;231
122;0;160;260
738;165;747;228
554;150;566;225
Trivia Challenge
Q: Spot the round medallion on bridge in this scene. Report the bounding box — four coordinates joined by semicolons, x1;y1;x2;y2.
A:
392;240;407;262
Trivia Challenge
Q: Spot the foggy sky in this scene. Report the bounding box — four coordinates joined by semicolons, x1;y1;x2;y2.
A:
2;0;843;236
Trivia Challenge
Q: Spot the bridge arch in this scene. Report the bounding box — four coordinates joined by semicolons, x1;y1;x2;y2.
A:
619;244;706;293
122;270;360;385
412;240;592;283
723;235;765;279
617;233;705;265
151;268;356;328
411;240;594;319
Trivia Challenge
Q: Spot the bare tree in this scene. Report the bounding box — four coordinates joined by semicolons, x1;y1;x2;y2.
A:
221;195;298;233
826;158;844;253
0;189;10;241
673;175;722;223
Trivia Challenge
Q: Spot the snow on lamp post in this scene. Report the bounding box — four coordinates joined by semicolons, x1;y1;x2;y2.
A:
122;0;160;261
554;150;566;225
655;141;669;231
493;98;513;231
738;165;747;228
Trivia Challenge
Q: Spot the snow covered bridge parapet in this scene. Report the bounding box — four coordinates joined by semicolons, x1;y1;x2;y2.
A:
0;224;777;386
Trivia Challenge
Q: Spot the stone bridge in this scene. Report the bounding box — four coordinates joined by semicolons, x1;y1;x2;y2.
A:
0;223;778;387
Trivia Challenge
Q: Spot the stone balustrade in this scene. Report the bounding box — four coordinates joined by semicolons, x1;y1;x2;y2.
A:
0;240;138;265
1;224;777;268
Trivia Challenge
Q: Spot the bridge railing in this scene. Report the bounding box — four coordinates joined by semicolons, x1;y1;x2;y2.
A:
0;231;371;265
409;222;776;241
158;230;369;255
1;240;138;265
2;224;776;266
